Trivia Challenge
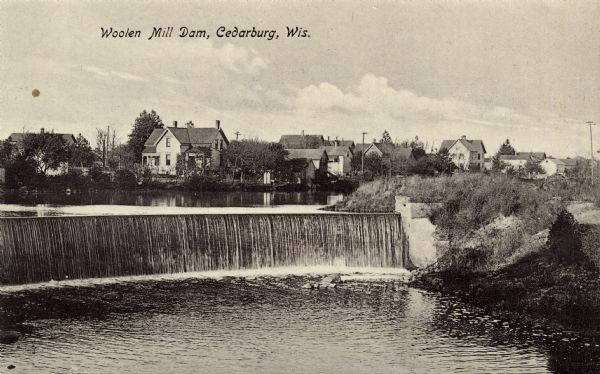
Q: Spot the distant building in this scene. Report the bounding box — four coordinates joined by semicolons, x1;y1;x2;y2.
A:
7;129;79;175
279;133;328;149
320;141;353;176
284;148;328;185
439;136;486;170
560;158;578;173
7;129;77;149
499;152;546;170
142;120;229;175
540;158;566;176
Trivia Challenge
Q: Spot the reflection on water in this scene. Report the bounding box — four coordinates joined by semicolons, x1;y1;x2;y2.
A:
0;191;343;208
1;275;598;373
0;191;345;217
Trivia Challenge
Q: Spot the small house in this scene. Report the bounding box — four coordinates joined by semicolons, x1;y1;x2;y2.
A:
439;136;486;171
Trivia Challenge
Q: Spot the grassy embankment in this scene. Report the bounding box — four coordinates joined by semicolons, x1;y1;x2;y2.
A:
340;173;600;330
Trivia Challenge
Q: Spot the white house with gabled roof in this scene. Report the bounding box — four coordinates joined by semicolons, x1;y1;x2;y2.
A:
142;120;229;175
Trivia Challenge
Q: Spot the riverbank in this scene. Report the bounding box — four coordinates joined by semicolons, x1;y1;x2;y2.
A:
339;174;600;333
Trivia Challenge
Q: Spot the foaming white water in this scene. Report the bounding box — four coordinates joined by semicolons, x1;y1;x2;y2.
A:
0;266;410;293
0;204;339;216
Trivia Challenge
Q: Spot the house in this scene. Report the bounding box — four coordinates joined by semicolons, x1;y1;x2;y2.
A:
439;136;486;170
483;157;493;171
284;148;328;185
142;120;229;175
7;129;79;175
499;152;546;170
540;158;566;177
560;158;578;174
279;133;328;149
320;142;353;176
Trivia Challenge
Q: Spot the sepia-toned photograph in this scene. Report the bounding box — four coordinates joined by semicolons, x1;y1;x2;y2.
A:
0;1;599;372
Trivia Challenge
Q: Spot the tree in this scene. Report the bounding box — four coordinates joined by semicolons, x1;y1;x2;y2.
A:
0;140;14;167
69;133;95;168
380;130;392;144
522;159;544;178
184;121;194;128
22;133;71;174
492;139;515;171
364;153;387;176
221;140;289;181
351;151;363;174
430;148;457;175
497;139;516;156
127;110;164;160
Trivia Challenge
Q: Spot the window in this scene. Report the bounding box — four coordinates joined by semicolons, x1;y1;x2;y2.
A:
166;154;171;166
478;154;481;160
166;138;171;147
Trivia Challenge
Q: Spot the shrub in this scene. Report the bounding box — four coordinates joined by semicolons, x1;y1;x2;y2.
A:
115;170;138;190
547;210;585;263
581;225;600;269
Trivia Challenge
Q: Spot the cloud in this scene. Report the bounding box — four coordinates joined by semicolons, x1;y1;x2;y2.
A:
82;65;109;77
79;65;147;82
110;70;147;82
215;43;268;75
290;73;576;131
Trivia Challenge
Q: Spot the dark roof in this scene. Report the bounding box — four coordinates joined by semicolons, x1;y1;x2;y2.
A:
368;143;397;157
143;146;157;153
8;132;77;146
320;145;351;157
144;126;229;148
337;140;355;148
500;152;546;162
391;147;414;160
279;134;326;149
355;143;370;154
440;138;486;154
285;148;328;160
499;154;531;161
516;152;546;160
560;158;578;167
144;128;166;145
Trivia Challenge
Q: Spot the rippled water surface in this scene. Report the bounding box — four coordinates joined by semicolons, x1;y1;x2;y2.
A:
1;274;596;373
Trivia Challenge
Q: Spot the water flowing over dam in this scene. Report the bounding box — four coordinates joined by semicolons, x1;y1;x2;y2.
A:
0;214;406;285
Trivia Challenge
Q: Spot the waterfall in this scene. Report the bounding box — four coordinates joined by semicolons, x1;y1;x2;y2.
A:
0;214;405;285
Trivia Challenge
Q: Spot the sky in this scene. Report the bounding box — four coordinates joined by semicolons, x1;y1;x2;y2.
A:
0;0;599;158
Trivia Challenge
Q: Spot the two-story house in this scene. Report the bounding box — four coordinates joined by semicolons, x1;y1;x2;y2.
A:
320;140;353;176
439;136;486;171
142;120;229;175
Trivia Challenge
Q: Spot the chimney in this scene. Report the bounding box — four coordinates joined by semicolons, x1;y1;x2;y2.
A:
373;138;376;143
327;136;330;141
215;119;220;129
173;121;178;128
461;135;467;140
40;128;45;134
301;130;304;136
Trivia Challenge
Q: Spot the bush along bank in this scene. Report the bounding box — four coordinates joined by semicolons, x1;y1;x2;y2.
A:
339;174;600;331
412;209;600;332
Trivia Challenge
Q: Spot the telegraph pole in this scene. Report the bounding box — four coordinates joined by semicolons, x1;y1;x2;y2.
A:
234;131;241;141
361;131;368;176
586;121;596;185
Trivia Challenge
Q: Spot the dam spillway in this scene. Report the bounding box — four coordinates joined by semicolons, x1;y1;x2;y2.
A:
0;214;406;285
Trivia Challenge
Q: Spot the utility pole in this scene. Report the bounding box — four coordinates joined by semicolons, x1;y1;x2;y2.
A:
361;131;368;176
586;121;596;185
235;131;241;141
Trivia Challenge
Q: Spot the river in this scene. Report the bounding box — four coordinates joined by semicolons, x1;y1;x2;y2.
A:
0;192;598;372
